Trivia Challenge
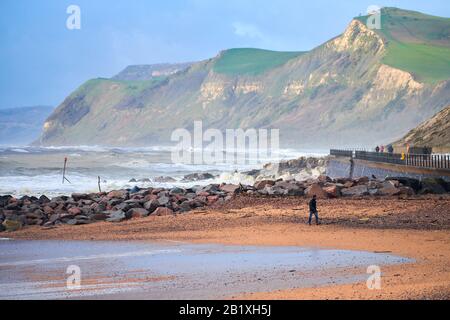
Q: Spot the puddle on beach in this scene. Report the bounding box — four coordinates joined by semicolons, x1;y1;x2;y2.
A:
0;240;413;300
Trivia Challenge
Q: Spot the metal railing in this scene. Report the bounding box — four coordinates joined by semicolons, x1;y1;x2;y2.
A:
331;149;450;170
355;151;404;165
330;149;353;158
405;153;450;170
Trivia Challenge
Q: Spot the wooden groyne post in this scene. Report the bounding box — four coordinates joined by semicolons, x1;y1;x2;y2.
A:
98;176;102;193
62;157;71;184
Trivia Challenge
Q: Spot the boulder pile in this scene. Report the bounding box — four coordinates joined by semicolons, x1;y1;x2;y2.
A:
244;157;327;182
0;184;240;232
1;175;449;232
246;176;449;198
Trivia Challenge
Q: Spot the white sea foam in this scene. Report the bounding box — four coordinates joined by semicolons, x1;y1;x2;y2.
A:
0;146;327;197
10;148;29;153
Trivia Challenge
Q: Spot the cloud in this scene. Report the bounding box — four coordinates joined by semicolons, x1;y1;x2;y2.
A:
232;22;264;39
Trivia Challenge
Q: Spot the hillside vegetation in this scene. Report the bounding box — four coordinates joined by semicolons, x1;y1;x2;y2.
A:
357;7;450;83
394;105;450;151
213;48;305;76
38;8;450;148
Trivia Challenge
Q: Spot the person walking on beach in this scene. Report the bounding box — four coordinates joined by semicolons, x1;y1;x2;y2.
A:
308;195;320;225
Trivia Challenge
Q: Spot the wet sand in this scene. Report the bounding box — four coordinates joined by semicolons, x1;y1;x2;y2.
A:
6;196;450;300
0;240;410;300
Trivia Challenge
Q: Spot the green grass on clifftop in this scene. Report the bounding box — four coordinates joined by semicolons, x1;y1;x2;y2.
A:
382;42;450;83
356;7;450;83
213;48;305;76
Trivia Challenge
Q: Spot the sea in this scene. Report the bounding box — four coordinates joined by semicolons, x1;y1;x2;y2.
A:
0;145;327;198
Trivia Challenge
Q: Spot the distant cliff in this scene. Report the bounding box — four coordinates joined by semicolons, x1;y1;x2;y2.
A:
38;8;450;148
0;106;54;146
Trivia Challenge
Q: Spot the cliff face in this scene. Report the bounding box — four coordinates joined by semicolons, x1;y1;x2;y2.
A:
394;105;450;152
38;8;450;148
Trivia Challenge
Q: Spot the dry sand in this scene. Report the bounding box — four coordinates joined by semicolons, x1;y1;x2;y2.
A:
7;195;450;300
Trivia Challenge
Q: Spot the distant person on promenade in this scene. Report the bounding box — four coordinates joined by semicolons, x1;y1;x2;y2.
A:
375;146;380;153
380;145;385;153
308;195;320;226
388;145;394;153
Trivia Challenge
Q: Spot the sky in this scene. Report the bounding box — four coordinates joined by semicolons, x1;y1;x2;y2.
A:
0;0;449;109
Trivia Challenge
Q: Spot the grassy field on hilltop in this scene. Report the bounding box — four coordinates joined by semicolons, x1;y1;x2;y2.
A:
75;77;167;98
356;7;450;83
382;42;450;83
213;48;305;76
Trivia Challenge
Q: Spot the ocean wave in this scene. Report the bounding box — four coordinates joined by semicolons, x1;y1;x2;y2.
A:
0;147;328;197
10;148;29;153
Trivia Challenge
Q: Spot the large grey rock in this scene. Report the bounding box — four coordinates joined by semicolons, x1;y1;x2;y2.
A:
153;176;176;183
5;203;20;210
219;184;240;194
274;181;304;196
399;186;415;196
71;193;90;201
153;207;174;216
0;195;13;207
341;185;369;197
264;186;288;196
66;219;80;225
201;184;220;193
144;199;160;213
115;202;131;212
106;210;128;223
68;207;82;216
419;178;447;195
157;195;170;206
4;212;26;225
169;188;185;195
124;199;144;208
26;210;45;219
377;181;401;196
90;202;107;213
49;214;61;223
2;219;22;231
355;177;370;185
127;208;149;218
254;180;275;190
39;195;51;204
182;173;215;182
185;193;197;200
386;177;421;192
129;186;141;194
107;190;129;200
179;201;193;212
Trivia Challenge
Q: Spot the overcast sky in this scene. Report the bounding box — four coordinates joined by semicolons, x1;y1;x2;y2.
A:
0;0;448;109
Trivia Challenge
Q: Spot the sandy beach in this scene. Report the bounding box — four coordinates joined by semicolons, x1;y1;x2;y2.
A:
6;195;450;300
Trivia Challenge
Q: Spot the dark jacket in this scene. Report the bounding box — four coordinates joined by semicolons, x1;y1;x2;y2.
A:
309;198;317;212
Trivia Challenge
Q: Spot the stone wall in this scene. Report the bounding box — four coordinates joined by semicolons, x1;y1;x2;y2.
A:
327;157;450;182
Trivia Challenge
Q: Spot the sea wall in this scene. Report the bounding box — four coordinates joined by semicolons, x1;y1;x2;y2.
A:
327;157;450;182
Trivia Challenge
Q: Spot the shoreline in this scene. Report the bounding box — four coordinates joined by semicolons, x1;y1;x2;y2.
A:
6;195;450;300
